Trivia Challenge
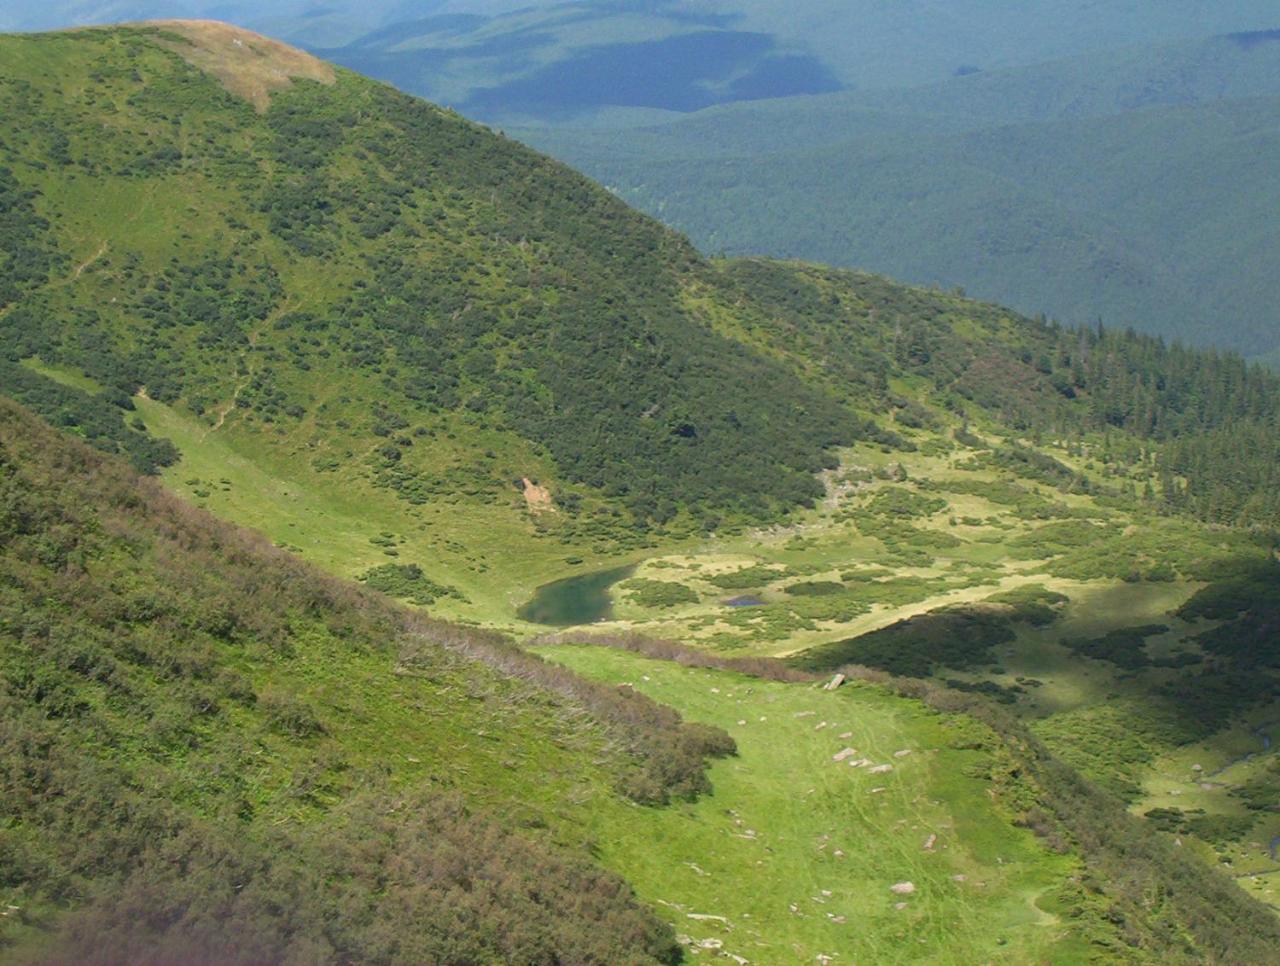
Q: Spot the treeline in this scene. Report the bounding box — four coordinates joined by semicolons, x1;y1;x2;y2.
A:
718;260;1280;530
1158;417;1280;529
0;398;736;961
0;360;178;474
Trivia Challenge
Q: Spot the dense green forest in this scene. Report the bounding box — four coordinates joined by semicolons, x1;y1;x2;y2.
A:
518;33;1280;360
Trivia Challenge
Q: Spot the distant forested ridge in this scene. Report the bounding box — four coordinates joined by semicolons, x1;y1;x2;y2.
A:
517;30;1280;361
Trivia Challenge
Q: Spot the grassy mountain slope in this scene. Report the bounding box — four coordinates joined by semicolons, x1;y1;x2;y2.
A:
0;22;860;537
10;21;1275;624
7;22;1280;956
8;394;1280;962
0;395;708;962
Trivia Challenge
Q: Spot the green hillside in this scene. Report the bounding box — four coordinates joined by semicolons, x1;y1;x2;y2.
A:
0;22;859;536
6;21;1280;960
7;396;1280;962
0;395;716;962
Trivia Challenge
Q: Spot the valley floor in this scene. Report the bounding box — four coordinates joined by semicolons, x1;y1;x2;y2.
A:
107;388;1280;924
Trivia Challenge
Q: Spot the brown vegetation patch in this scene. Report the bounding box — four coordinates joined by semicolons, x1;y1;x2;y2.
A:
521;476;557;513
142;20;335;112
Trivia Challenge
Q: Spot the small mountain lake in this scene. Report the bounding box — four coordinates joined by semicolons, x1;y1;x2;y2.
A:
517;564;636;626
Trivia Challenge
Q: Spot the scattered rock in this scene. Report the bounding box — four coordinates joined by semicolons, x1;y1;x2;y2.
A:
893;749;912;758
870;787;887;794
951;874;967;882
1191;764;1203;772
869;763;894;775
824;673;846;691
738;719;747;725
696;938;724;951
832;748;858;762
815;721;829;730
894;901;909;910
923;834;937;851
890;882;915;895
711;687;721;694
833;849;846;857
848;757;872;768
839;731;853;739
687;913;729;924
795;711;816;718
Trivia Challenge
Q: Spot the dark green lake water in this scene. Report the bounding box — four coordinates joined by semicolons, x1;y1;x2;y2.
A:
517;565;636;626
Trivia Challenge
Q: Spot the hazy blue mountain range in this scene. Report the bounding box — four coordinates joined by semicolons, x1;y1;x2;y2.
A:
517;30;1280;357
6;2;1280;116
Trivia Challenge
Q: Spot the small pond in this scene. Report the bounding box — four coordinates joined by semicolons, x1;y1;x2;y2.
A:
724;595;765;608
517;564;637;626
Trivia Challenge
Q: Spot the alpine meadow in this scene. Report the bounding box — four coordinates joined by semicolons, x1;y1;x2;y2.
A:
2;16;1280;966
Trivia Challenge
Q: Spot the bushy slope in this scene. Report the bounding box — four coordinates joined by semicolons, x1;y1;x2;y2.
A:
4;21;1279;581
0;24;856;530
0;394;750;960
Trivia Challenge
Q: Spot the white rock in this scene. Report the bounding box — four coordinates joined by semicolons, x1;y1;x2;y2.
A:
869;763;894;775
890;881;915;895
